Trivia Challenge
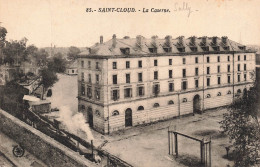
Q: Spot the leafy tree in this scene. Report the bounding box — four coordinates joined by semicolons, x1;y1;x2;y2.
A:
39;68;58;99
67;46;80;61
220;85;260;166
48;52;67;73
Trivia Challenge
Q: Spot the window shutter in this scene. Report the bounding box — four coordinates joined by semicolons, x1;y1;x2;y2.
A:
130;88;132;97
143;87;145;96
158;84;160;93
117;90;120;99
111;90;113;100
152;85;155;93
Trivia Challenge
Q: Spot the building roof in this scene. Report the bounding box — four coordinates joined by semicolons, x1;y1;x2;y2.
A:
66;60;77;69
78;35;255;58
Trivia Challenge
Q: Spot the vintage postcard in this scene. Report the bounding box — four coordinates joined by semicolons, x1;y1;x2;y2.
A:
0;0;260;167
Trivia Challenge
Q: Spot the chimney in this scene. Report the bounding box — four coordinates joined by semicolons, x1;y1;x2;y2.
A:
212;36;218;45
178;36;184;45
221;36;228;45
190;36;196;45
100;36;103;44
202;36;207;44
136;35;143;48
165;35;172;46
112;34;116;48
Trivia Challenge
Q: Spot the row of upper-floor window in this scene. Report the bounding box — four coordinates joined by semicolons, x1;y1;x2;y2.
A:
97;74;247;101
110;64;248;84
80;62;249;84
80;54;252;69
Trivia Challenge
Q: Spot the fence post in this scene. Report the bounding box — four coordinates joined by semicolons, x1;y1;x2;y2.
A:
168;127;170;155
209;137;211;167
200;139;205;164
175;133;178;157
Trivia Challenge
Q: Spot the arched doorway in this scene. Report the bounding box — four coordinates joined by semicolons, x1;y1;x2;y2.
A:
88;107;93;127
193;95;201;114
125;108;132;127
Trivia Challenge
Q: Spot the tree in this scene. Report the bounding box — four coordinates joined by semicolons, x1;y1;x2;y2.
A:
39;68;58;99
48;52;67;73
67;46;80;61
220;85;260;166
0;26;7;64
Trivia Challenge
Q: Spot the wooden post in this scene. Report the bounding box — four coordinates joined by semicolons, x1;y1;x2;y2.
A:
91;140;94;157
200;139;205;164
168;128;170;155
174;133;178;157
209;137;212;167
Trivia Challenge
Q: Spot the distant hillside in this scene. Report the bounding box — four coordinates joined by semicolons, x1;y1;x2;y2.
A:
41;47;87;58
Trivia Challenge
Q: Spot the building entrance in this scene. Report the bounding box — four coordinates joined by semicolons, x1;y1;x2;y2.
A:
125;108;132;127
193;95;201;114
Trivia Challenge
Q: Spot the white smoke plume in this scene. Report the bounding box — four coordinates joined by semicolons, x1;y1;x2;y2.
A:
58;106;94;141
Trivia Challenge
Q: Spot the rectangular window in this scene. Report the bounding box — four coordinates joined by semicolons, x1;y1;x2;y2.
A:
169;70;172;78
88;74;91;83
217;56;220;62
244;55;247;60
195;68;199;76
207;78;210;86
238;64;240;71
138;86;145;96
81;85;85;95
195;79;199;88
183;69;186;77
153;84;160;95
244;64;247;71
95;88;100;100
154;59;158;66
138;60;142;68
81;72;84;81
126;74;130;83
169;83;174;92
126;61;130;68
138;73;143;82
238;75;240;82
113;62;117;69
218;65;220;73
244;74;247;81
81;61;84;68
96;62;99;69
87;86;92;98
183;58;186;64
218;77;221;85
88;61;91;69
169;59;172;65
207;67;210;75
124;88;132;98
207;57;210;63
113;75;117;84
228;56;230;62
227;64;230;72
238;55;240;61
96;74;99;84
112;89;119;101
228;75;231;84
154;71;158;80
195;57;198;64
182;81;187;90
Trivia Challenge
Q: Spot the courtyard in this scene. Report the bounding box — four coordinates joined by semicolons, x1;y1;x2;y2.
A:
91;108;233;167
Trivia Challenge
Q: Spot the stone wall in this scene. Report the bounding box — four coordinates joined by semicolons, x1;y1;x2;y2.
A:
0;109;97;167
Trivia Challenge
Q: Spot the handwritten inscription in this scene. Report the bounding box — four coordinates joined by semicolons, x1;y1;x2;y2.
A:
86;2;198;17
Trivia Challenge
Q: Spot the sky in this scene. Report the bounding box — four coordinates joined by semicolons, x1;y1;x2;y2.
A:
0;0;260;47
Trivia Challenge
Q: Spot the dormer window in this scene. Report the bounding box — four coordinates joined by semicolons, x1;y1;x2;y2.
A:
177;47;185;52
223;46;230;51
238;46;246;51
120;48;130;55
163;47;172;53
190;47;198;52
212;46;220;51
149;48;157;53
201;46;209;51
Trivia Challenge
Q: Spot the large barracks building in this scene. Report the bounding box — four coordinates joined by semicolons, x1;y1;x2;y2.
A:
77;35;255;134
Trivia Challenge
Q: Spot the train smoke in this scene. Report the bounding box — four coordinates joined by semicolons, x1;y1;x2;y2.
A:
58;106;94;141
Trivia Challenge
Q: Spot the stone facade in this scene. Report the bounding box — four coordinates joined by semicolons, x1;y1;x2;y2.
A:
77;35;256;134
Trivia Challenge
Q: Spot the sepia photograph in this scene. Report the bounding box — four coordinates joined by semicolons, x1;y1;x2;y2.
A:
0;0;260;166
